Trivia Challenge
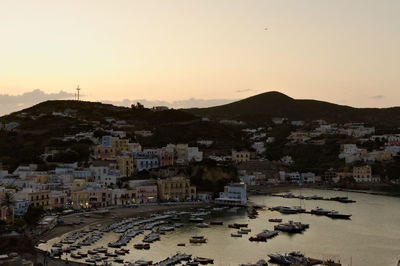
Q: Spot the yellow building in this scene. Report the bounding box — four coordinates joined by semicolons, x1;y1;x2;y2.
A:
70;190;90;208
157;177;196;201
111;138;130;153
232;150;250;163
29;190;51;209
117;155;134;177
176;144;189;161
73;179;87;188
368;151;392;162
353;165;372;182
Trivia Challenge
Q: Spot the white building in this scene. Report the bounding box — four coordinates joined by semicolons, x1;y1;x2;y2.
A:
188;147;203;162
90;166;121;187
252;142;266;154
215;183;247;206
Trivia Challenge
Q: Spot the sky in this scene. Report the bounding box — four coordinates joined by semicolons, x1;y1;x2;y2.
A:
0;0;399;114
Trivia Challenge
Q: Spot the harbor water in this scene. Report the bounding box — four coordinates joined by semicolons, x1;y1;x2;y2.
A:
39;189;400;266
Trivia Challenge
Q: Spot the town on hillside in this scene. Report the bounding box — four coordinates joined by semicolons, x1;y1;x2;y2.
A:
1;107;400;228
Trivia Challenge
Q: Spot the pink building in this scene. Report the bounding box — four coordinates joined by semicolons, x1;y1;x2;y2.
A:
87;188;112;207
135;185;158;203
50;191;68;209
93;146;116;160
158;148;174;167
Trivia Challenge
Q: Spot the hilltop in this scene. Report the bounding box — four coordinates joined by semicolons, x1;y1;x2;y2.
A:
184;91;400;127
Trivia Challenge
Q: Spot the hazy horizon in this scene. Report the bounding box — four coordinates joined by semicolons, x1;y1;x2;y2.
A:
1;89;400;117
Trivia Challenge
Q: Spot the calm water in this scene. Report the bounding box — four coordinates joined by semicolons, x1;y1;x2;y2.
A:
39;189;400;266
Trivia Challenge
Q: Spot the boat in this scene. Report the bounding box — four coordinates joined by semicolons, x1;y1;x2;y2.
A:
210;221;223;225
238;229;249;234
326;211;352;219
190;236;207;243
133;260;153;266
278;206;299;214
249;236;267;242
234;223;248;227
95;247;108;253
115;249;126;255
114;258;124;263
177;243;186;246
196;223;209;228
194;257;214;264
268;252;304;265
85;258;96;263
186;262;200;266
106;252;118;257
171;216;181;221
274;221;309;233
189;217;204;223
311;207;331;215
70;253;82;259
77;251;88;257
231;233;242;237
257;230;279;239
268;218;282;223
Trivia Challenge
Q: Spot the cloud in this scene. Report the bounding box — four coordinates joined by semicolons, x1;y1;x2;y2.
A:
0;89;237;116
371;95;384;100
236;88;258;93
0;89;74;116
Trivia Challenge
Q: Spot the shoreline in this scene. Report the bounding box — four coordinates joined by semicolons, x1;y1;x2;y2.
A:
39;202;207;242
247;184;400;198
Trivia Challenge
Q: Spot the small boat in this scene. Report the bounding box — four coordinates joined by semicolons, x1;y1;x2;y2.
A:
186;262;200;266
249;236;267;242
189;217;204;223
134;260;153;265
210;221;223;225
70;253;82;259
190;236;207;243
268;218;282;223
311;207;331;215
326;211;352;219
278;206;299;214
95;247;108;253
88;249;97;255
114;258;124;263
85;258;96;263
115;250;126;255
194;257;214;264
134;244;145;249
231;233;242;237
196;223;209;228
238;230;249;234
77;251;88;257
177;243;186;246
106;252;118;257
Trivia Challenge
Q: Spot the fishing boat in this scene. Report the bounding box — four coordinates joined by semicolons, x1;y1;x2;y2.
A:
311;207;331;215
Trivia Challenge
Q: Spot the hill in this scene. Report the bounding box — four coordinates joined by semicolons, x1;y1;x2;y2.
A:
0;100;247;171
184;91;400;127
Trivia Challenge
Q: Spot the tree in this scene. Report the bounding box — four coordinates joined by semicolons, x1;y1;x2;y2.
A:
23;206;45;226
1;191;15;223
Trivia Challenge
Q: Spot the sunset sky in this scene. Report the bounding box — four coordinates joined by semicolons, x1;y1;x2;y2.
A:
1;0;399;110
